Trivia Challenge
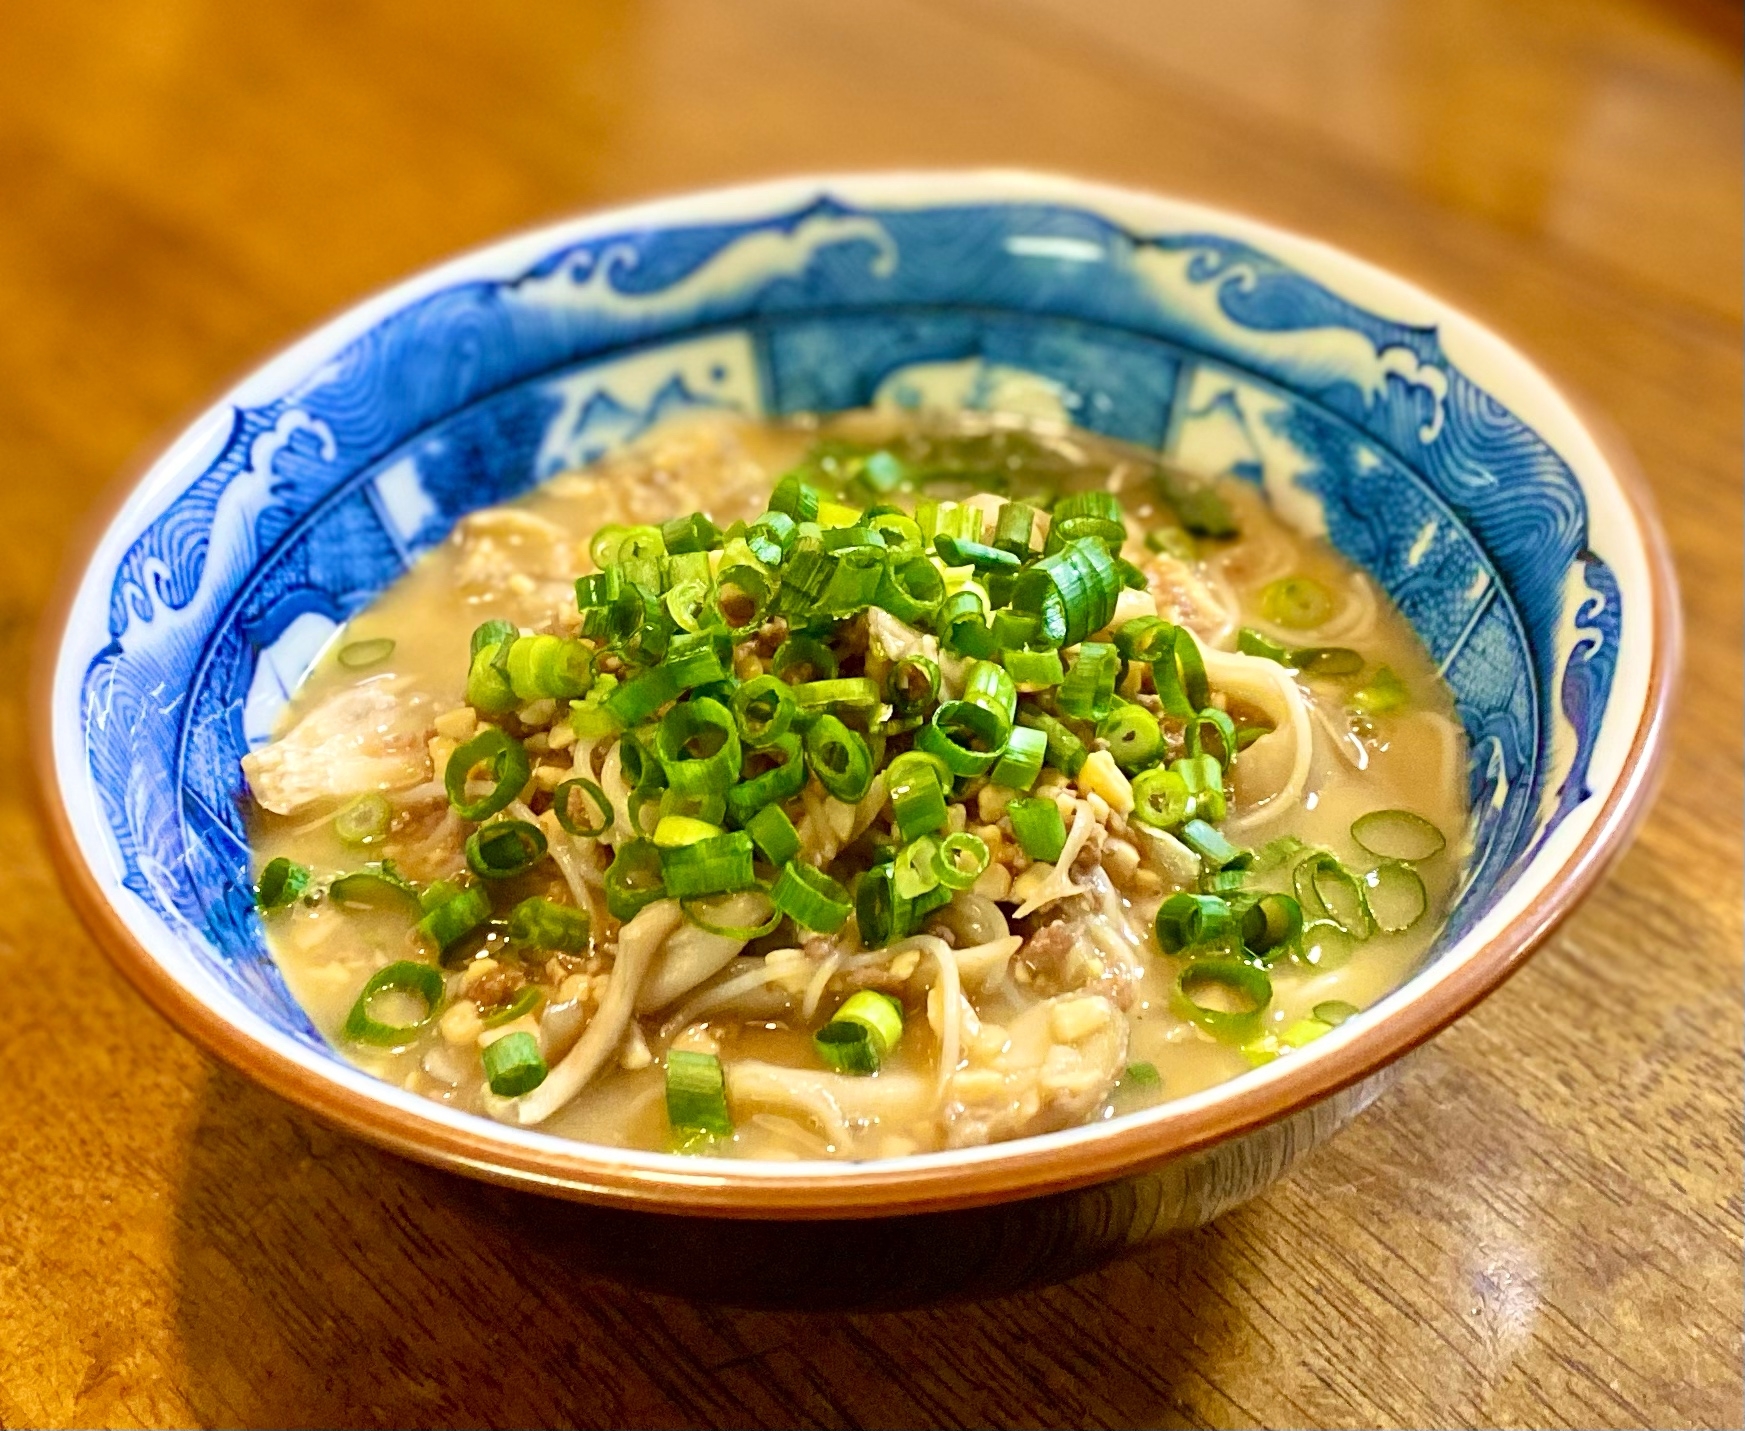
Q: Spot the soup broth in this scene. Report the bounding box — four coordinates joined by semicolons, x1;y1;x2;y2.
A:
244;413;1468;1160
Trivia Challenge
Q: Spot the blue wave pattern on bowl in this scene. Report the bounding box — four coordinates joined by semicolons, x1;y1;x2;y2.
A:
81;198;1620;1047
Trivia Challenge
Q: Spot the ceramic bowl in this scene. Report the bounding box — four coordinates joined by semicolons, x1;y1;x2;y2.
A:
39;172;1677;1230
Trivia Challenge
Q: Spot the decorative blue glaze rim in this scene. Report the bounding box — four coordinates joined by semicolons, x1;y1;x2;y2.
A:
46;173;1667;1196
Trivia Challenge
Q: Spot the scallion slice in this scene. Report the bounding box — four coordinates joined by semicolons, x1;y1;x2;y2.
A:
1057;641;1120;720
1000;647;1064;689
814;990;904;1075
659;830;756;899
338;636;396;669
1154;892;1234;954
769;859;853;933
724;732;807;826
963;659;1019;723
1008;796;1067;863
1350;809;1446;863
1097;703;1162;773
481;984;545;1029
805;715;874;801
605;839;667;920
1292;646;1364;679
416;884;491;950
988;724;1047;791
1014;709;1086;778
1171;957;1271;1044
888;757;949;842
1240;893;1303;959
1187;706;1239;769
893;836;942;900
681;889;783;940
1313;999;1360;1026
1362;860;1428;933
1179;818;1243;870
552;778;613;839
445;728;532;822
505;896;590;952
342;961;445;1047
1129;767;1191;830
854;862;908;948
333;792;392;847
1351;665;1410;716
1293;851;1375;938
731;675;796;748
481;1031;548;1097
887;655;941;717
328;862;421;913
651;814;725;848
934;832;990;891
465;819;548;879
792;676;882;716
1236;627;1290;664
771;634;838;684
1011;537;1122;648
665;1049;732;1136
255;857;310;911
919;699;1008;778
744;804;801;865
1260;575;1335;629
656;697;742;797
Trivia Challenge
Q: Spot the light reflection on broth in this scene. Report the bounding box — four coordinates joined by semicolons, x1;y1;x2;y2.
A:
244;414;1468;1160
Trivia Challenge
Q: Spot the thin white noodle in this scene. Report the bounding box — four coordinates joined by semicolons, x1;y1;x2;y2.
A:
659;953;805;1039
1204;647;1314;835
512;798;606;933
887;933;963;1093
802;953;843;1021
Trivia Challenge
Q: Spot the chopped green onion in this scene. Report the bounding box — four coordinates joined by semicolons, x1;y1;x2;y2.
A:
1187;706;1239;768
724;733;807;826
888;758;949;841
505;634;594;700
1313;1000;1361;1026
660;510;721;554
652;814;726;847
666;1049;732;1136
600;647;726;728
1351;665;1410;716
1015;708;1086;777
1001;647;1064;688
1097;702;1163;772
731;675;797;748
854;863;906;948
329;862;421;912
1057;641;1120;719
887;655;941;716
1362;860;1428;933
814;990;904;1075
1292;646;1364;678
605;839;667;920
995;501;1039;555
1298;919;1358;970
481;1031;548;1097
792;676;882;716
963;659;1019;723
343;961;445;1047
1261;575;1335;629
656;696;742;797
657;788;726;828
470;619;518;660
1009;796;1068;863
1350;809;1446;863
1012;537;1123;647
659;831;756;899
481;984;545;1028
1171;753;1227;822
1180;818;1243;870
989;723;1047;791
804;715;875;802
771;634;838;683
465;819;548;879
552;778;613;839
744;804;801;865
338;637;395;669
917;700;1006;777
466;638;517;715
1240;893;1303;959
769;859;853;933
893;836;941;899
1129;767;1191;829
1237;627;1290;664
1113;616;1173;664
933;534;1021;574
769;473;821;523
445;729;532;822
936;588;995;659
333;792;392;847
1155;892;1234;954
681;890;783;940
934;832;990;890
505;896;590;951
416;885;492;950
1172;957;1271;1043
714;565;771;634
1293;851;1375;938
255;857;309;911
1149;624;1210;718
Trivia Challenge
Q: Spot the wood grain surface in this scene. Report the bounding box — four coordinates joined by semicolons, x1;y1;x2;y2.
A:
3;1;1740;1426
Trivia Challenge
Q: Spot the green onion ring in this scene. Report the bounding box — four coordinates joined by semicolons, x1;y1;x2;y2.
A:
333;792;392;847
328;863;422;912
605;839;667;921
342;961;445;1047
1361;860;1428;933
804;715;874;802
934;832;990;891
656;697;742;797
681;888;783;941
770;859;853;933
1172;957;1272;1044
337;637;396;669
887;654;942;716
772;634;839;684
504;896;590;952
1350;809;1446;863
1154;892;1234;954
732;674;798;748
465;819;549;880
552;778;613;839
445;728;532;822
893;836;942;900
1293;852;1375;938
255;857;310;911
1260;575;1335;629
480;984;546;1028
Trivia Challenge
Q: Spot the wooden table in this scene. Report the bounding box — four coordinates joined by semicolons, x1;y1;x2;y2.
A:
4;2;1739;1425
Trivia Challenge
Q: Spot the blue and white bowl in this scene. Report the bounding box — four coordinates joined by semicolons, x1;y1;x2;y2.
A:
40;173;1677;1222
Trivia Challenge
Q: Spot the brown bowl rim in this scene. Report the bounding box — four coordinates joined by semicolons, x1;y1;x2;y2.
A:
32;175;1682;1220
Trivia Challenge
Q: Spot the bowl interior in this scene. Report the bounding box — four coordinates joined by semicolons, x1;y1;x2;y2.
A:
52;174;1653;1167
